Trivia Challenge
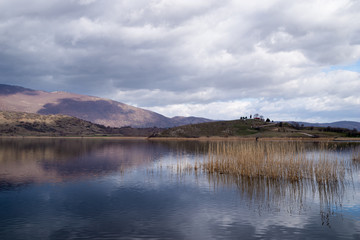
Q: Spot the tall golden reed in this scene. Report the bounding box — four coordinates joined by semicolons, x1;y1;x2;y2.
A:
201;141;345;183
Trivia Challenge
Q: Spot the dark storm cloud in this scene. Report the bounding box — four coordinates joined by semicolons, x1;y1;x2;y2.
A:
0;0;360;121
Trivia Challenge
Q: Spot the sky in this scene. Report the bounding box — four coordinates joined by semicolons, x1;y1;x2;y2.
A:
0;0;360;122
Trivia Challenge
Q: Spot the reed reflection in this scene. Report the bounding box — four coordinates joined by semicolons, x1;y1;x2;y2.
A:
205;173;346;224
167;141;359;225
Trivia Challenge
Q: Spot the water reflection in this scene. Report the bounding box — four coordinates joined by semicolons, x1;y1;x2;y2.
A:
0;138;359;239
0;138;170;187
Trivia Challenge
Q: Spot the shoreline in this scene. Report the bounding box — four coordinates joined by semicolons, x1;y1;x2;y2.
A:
148;136;360;142
0;136;148;140
1;135;359;142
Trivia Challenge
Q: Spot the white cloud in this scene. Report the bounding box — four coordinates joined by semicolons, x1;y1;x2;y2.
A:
144;100;253;120
1;0;360;121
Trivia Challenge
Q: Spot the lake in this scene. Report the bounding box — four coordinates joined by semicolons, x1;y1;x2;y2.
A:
0;138;359;239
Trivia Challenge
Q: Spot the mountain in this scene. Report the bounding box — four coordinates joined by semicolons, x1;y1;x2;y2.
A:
0;84;212;128
291;121;360;131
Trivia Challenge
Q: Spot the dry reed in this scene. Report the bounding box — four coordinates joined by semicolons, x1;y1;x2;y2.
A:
201;141;345;184
353;149;360;162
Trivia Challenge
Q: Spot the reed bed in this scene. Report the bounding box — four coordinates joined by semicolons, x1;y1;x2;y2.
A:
153;141;357;221
201;141;345;184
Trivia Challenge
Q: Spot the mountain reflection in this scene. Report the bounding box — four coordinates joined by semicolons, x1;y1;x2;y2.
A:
0;138;169;187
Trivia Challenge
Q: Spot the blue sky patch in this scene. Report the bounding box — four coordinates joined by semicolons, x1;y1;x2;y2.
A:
324;60;360;73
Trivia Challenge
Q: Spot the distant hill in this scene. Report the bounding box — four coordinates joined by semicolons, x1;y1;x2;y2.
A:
0;111;109;136
0;84;212;128
0;111;162;136
155;119;360;138
291;121;360;131
170;116;214;126
155;119;282;138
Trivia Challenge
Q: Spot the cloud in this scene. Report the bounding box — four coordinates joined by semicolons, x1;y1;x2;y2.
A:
0;0;360;121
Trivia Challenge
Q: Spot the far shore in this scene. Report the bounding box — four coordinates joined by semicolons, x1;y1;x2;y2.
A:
148;136;360;142
1;135;359;142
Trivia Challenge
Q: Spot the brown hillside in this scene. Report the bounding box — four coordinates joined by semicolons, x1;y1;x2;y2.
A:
0;84;212;128
0;111;108;136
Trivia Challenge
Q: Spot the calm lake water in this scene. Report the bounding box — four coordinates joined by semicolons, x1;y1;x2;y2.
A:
0;138;359;239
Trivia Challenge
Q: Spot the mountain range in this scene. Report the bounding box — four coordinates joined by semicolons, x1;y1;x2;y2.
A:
291;121;360;131
1;84;359;131
0;84;212;128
